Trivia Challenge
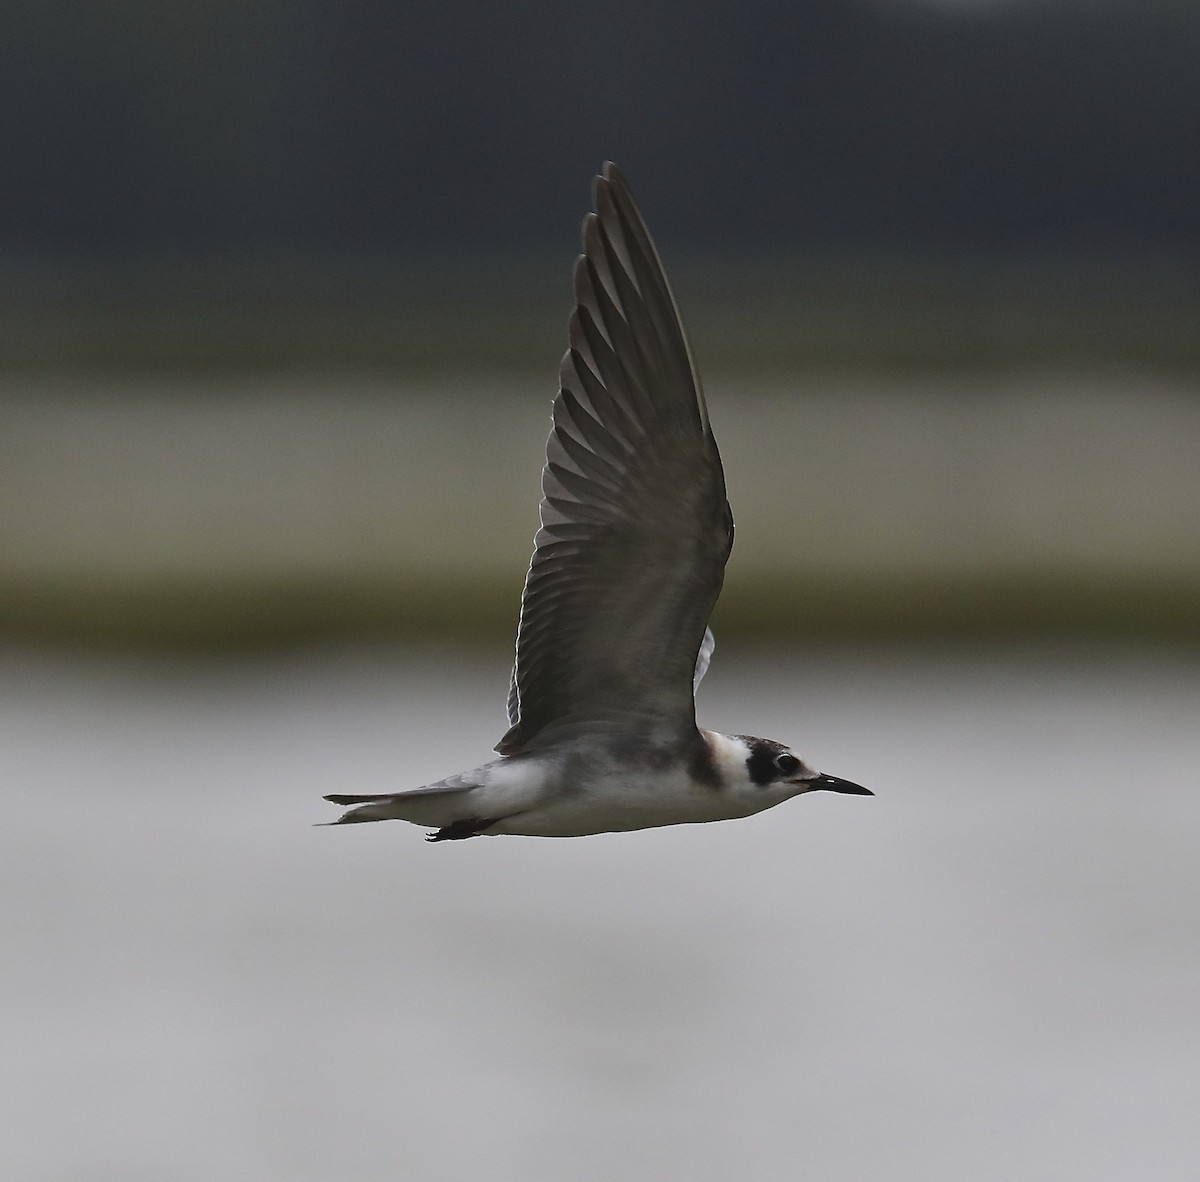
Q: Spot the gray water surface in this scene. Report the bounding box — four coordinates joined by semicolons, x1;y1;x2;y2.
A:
3;644;1198;1181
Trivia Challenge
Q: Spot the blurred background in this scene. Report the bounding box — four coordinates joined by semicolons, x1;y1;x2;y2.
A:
3;1;1198;1179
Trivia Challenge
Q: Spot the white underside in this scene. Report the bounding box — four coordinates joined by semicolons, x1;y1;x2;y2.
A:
343;733;802;838
489;771;771;837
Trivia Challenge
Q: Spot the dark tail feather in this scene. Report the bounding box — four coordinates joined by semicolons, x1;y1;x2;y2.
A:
324;793;393;805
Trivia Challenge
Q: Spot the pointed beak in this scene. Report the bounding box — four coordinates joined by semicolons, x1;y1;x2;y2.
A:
807;773;873;796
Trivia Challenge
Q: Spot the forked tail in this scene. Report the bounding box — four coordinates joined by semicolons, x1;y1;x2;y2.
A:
318;794;402;825
318;781;478;828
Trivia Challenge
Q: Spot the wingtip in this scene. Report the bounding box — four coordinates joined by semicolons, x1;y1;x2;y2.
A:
595;162;627;204
593;161;627;209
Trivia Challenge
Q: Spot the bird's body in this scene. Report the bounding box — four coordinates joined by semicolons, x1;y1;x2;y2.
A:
328;732;806;838
324;163;871;840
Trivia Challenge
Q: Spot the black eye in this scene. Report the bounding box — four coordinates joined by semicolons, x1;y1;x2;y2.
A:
775;753;800;776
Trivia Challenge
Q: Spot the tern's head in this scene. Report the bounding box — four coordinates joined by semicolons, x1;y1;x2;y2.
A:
721;734;873;800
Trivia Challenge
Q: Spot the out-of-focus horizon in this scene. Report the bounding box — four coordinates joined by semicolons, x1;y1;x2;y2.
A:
2;0;1199;648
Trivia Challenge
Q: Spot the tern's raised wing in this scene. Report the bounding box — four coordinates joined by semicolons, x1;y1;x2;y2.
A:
496;163;733;756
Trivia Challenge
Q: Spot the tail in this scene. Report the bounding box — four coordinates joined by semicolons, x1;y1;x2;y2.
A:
317;782;477;827
310;793;392;826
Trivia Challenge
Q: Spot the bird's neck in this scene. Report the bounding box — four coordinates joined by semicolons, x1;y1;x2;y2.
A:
699;730;752;788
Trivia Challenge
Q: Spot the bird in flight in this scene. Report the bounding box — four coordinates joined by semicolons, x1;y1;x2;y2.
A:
323;162;871;840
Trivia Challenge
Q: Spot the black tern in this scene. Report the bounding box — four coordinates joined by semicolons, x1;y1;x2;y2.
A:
324;162;872;840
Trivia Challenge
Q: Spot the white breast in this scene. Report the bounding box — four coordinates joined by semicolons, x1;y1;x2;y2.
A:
491;734;768;838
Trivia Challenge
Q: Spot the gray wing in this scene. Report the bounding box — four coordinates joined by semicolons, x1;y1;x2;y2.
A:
507;623;716;727
497;163;733;755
